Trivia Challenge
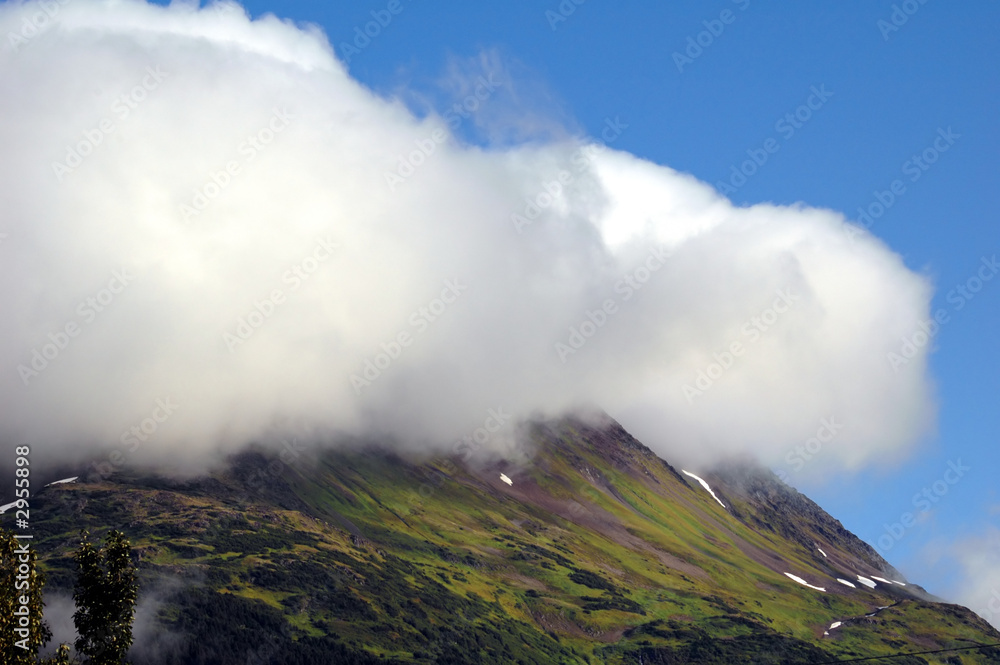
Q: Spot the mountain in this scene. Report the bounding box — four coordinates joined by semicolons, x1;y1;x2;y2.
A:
11;415;1000;664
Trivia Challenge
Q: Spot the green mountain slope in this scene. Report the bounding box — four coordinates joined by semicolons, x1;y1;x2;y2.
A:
12;416;1000;664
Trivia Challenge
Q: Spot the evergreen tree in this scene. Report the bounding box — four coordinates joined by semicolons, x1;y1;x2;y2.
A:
72;530;137;665
39;643;73;665
0;528;52;664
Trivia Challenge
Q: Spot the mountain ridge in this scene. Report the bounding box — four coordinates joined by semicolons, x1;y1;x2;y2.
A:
8;414;999;664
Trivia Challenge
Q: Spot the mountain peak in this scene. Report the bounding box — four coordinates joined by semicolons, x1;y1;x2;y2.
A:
14;416;1000;663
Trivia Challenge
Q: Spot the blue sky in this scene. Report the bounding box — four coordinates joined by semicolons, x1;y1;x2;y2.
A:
155;0;997;601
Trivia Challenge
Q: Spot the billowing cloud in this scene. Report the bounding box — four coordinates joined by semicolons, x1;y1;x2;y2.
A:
928;527;1000;631
0;0;935;473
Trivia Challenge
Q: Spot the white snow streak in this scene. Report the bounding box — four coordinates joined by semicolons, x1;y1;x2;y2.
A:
829;621;842;630
1;477;79;515
872;576;905;586
857;576;877;588
784;572;826;592
818;548;828;557
681;470;726;508
836;578;857;588
45;476;78;487
500;473;513;486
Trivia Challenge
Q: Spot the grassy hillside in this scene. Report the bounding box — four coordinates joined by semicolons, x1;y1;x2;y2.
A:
11;417;1000;664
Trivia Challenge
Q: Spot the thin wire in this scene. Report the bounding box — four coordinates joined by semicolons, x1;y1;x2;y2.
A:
813;642;1000;663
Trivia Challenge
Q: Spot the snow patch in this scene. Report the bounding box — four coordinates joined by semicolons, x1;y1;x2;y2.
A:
836;578;856;588
499;473;512;486
857;575;877;588
0;477;78;513
783;572;826;592
817;547;827;557
871;575;905;586
829;621;842;630
681;470;726;508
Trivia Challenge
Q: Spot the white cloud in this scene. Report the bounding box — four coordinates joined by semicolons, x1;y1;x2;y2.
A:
942;527;1000;631
0;0;936;474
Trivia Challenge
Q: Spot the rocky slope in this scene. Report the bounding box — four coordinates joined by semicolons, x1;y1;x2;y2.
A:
8;416;1000;664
